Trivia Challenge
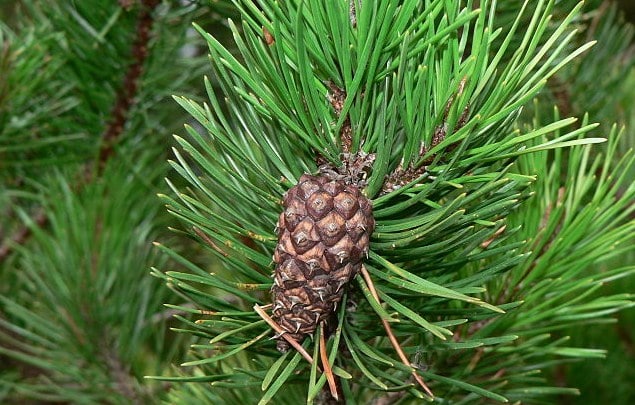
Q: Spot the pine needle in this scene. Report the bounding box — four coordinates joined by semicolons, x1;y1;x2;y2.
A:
359;265;434;399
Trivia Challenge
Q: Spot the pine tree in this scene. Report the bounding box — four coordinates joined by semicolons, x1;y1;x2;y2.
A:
1;1;634;404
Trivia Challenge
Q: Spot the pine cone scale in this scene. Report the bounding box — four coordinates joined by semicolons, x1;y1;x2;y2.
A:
272;174;374;351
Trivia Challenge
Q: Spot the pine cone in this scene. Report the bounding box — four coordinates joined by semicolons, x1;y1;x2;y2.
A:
272;174;374;352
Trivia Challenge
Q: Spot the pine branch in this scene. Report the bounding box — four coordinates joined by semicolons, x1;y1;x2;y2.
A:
154;0;635;403
97;0;160;174
1;1;219;402
0;164;173;403
120;0;635;403
0;0;160;265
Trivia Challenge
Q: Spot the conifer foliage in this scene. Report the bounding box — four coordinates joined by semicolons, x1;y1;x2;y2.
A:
0;1;220;402
0;0;633;404
155;0;634;403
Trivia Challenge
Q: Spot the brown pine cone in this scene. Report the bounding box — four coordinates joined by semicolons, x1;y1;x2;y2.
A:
272;174;374;352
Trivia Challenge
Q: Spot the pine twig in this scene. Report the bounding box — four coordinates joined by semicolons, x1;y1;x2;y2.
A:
255;306;343;401
0;1;160;265
253;304;316;366
319;323;340;401
97;0;161;174
359;266;434;398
